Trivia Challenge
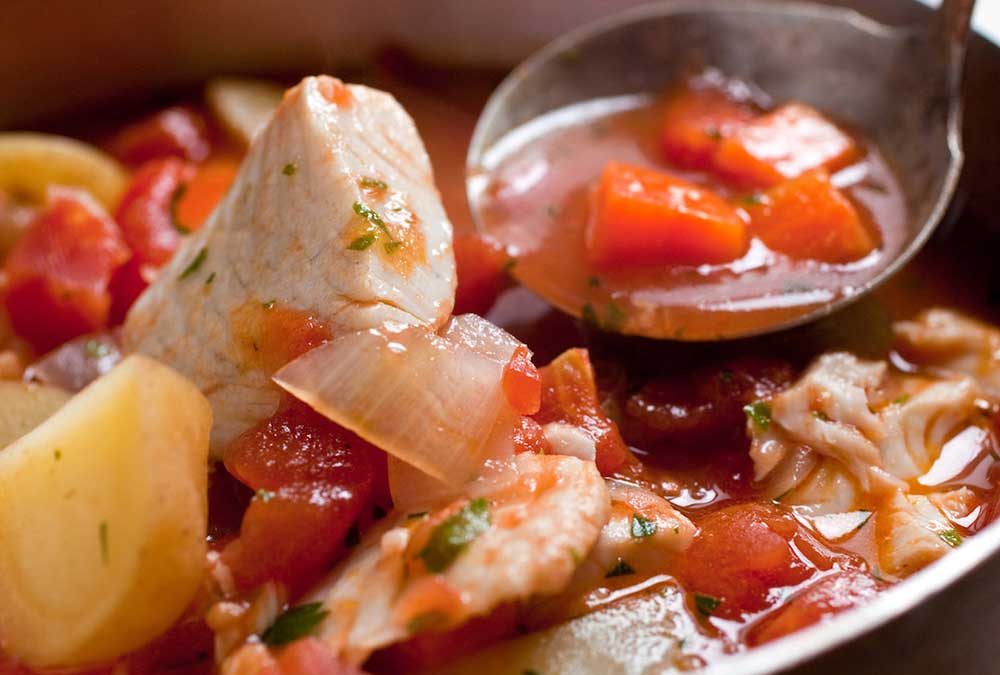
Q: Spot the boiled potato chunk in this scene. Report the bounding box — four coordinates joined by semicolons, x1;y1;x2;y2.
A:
0;381;71;448
206;78;283;145
0;355;211;667
0;133;127;208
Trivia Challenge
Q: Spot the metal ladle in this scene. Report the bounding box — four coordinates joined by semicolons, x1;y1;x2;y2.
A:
466;0;977;340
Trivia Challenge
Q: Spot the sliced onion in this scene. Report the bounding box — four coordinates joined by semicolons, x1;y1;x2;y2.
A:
275;315;522;487
205;78;284;146
23;331;121;392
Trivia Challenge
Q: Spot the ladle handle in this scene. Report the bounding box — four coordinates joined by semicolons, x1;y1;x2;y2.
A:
939;0;976;52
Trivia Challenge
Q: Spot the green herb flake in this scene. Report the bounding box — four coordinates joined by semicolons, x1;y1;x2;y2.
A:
359;176;387;190
261;299;276;310
262;602;329;646
587;276;601;288
630;513;658;539
743;401;772;430
741;193;765;206
581;302;600;327
523;670;542;675
282;163;297;176
348;231;377;251
694;593;721;616
569;547;583;565
407;612;446;635
419;497;491;573
353;201;388;232
406;511;429;520
99;521;109;564
812;410;831;422
179;248;208;280
704;126;723;140
256;489;275;503
605;557;635;578
893;394;911;405
205;272;216;286
546;204;560;219
720;369;734;383
939;529;963;548
53;449;62;461
170;184;190;234
383;239;403;254
503;258;518;274
604;299;626;332
85;339;111;359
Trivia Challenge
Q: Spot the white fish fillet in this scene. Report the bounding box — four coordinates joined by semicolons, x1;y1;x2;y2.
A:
123;76;456;455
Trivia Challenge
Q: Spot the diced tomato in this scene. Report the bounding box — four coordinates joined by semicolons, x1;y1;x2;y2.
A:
230;303;333;375
623;357;795;447
714;103;860;188
111;106;212;166
502;345;541;414
3;188;130;352
661;83;756;170
746;169;875;263
222;401;379;593
677;502;815;620
586;161;747;267
512;415;547;454
748;570;885;645
366;603;518;673
534;348;629;475
275;638;365;675
453;233;510;315
109;158;195;322
173;159;239;232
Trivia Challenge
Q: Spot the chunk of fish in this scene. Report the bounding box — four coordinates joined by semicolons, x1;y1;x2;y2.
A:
123;76;456;455
877;492;958;576
894;308;1000;397
234;453;609;667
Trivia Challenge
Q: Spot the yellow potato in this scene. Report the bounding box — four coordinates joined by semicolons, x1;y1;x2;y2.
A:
0;133;127;209
205;78;284;145
0;380;71;448
0;355;211;667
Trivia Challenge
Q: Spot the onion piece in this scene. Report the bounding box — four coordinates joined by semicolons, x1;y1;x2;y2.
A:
275;314;523;487
205;78;284;146
23;331;121;392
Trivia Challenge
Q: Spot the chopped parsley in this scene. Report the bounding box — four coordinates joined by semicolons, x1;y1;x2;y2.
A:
569;547;583;565
605;557;635;578
743;401;772;430
261;299;276;310
255;489;275;503
282;163;297;176
99;521;109;564
53;449;62;461
939;529;963;548
262;602;329;646
581;302;600;327
720;369;734;383
383;239;403;254
85;339;111;359
179;248;208;280
348;231;377;251
704;126;723;140
502;258;518;274
587;276;601;288
694;593;721;616
407;612;446;634
419;498;491;573
205;272;216;285
523;670;542;675
604;299;626;331
630;513;657;539
353;201;388;233
812;410;831;421
546;204;560;219
359;176;387;190
893;394;911;405
740;193;765;206
406;511;429;520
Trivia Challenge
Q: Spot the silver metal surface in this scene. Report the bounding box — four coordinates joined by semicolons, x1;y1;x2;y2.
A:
2;1;1000;673
467;0;974;341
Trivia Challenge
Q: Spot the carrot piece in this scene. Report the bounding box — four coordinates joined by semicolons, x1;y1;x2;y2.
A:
660;83;756;170
746;169;875;263
714;103;861;188
586;161;748;267
173;159;239;232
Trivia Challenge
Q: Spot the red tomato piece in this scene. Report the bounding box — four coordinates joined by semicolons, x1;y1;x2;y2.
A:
502;345;541;414
453;233;510;315
108;158;195;322
661;83;757;170
3;188;130;352
747;169;875;263
586;161;748;267
534;348;629;475
111;106;212;166
275;638;365;675
678;502;815;620
714;103;861;188
222;479;368;593
748;570;885;645
511;415;548;454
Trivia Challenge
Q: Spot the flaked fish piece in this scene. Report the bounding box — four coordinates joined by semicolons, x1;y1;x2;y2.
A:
877;492;961;576
123;76;456;455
